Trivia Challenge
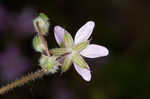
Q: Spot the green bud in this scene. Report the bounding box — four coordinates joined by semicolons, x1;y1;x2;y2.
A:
72;41;89;52
33;13;50;35
40;13;49;21
39;55;59;74
72;53;88;69
64;33;73;47
33;35;45;53
61;55;72;72
51;48;70;56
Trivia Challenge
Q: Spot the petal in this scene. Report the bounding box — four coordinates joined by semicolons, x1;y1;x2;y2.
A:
54;26;69;45
73;63;91;81
74;21;95;44
80;44;109;58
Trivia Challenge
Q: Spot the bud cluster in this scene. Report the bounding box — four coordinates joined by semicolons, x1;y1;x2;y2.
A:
32;13;59;74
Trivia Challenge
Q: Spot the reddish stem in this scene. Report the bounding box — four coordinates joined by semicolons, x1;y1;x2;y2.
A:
36;22;50;56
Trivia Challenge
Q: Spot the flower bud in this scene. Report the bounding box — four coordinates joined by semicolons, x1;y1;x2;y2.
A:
33;13;50;35
39;55;60;74
33;35;45;53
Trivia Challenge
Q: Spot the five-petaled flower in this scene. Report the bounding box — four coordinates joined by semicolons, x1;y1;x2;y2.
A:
51;21;109;81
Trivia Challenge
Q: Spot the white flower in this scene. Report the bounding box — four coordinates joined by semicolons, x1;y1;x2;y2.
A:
52;21;109;81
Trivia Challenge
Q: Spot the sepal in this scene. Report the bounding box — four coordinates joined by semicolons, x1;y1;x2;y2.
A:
72;53;88;69
51;48;70;56
64;33;73;47
61;55;72;72
72;41;89;52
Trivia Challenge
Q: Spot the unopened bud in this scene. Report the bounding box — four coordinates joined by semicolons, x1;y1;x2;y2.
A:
33;13;50;35
39;55;60;74
33;35;45;53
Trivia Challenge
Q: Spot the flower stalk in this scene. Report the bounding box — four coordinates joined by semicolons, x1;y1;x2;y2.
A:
0;69;45;95
0;13;52;95
36;21;50;56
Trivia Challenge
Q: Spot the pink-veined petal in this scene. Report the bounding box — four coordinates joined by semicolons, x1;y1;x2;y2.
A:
80;44;109;58
74;21;95;44
73;63;91;81
54;26;69;45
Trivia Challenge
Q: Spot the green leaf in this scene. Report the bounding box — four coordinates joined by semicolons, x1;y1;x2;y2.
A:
61;55;72;72
64;33;73;47
72;41;89;52
72;53;88;68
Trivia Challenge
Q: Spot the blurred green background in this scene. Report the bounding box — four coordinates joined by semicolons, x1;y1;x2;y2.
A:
0;0;150;99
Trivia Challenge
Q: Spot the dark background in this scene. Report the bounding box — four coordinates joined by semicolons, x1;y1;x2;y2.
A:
0;0;150;99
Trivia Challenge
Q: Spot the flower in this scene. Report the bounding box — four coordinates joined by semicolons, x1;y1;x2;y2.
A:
51;21;109;81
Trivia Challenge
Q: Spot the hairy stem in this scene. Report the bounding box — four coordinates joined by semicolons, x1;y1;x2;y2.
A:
0;69;45;95
0;22;53;95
